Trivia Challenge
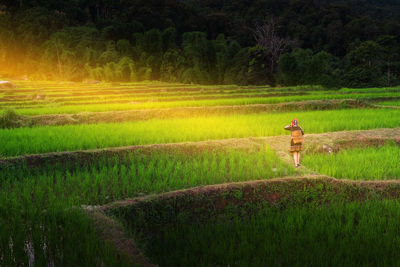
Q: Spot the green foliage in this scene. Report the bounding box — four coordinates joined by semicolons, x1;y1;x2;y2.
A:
143;29;162;56
160;49;185;82
344;41;387;87
278;49;338;87
247;46;275;85
118;57;135;81
0;109;20;128
116;39;133;57
2;1;400;86
99;41;119;64
162;27;177;51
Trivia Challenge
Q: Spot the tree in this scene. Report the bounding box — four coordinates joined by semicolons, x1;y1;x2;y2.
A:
307;51;335;87
162;27;177;52
344;41;384;87
253;17;296;74
116;39;133;57
99;41;119;64
377;35;399;87
278;49;337;87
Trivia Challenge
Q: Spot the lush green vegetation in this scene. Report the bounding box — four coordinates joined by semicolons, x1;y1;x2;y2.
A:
1;81;399;115
377;100;400;107
2;108;400;157
1;80;399;265
1;148;292;204
1;1;400;87
0;147;293;265
6;91;400;115
2;0;400;264
133;200;400;266
303;143;400;180
0;203;129;266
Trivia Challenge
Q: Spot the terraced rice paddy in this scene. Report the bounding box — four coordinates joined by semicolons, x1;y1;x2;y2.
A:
1;81;399;115
121;201;400;266
303;142;400;180
377;99;400;107
2;109;400;157
1;79;400;266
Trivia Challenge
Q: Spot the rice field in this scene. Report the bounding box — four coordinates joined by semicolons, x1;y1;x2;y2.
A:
2;79;400;266
1;81;399;115
0;147;293;266
131;200;400;266
377;100;400;107
1;108;400;157
1;147;292;204
303;142;400;180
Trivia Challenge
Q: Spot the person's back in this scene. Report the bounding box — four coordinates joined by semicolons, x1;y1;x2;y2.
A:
284;119;304;167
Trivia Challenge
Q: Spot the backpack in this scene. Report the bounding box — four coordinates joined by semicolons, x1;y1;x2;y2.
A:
291;129;304;144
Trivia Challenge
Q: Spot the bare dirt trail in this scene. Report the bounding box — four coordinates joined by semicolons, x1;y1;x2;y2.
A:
371;104;400;109
87;209;156;267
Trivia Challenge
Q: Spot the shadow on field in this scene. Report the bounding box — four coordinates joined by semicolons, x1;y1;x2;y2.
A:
88;175;400;266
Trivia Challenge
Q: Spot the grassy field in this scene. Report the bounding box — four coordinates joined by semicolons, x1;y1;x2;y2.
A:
1;147;293;204
377;100;400;106
1;108;400;157
303;142;400;180
2;79;400;266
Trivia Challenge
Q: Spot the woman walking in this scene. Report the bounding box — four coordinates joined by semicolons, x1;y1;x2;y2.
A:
284;119;304;167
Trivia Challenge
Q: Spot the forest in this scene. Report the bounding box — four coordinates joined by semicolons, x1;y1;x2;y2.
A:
0;0;399;87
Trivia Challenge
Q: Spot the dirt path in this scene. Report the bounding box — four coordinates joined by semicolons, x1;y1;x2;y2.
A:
87;209;156;267
98;174;400;212
371;104;400;109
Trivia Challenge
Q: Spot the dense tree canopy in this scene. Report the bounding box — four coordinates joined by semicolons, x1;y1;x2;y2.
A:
0;0;399;87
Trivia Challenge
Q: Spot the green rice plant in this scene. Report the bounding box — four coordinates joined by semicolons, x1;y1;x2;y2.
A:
0;147;294;204
130;200;400;266
0;187;130;266
303;142;400;180
5;91;400;115
377;100;400;106
0;147;293;265
1;108;400;157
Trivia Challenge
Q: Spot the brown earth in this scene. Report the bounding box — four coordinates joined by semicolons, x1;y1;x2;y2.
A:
371;104;400;109
87;209;156;267
99;175;400;212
